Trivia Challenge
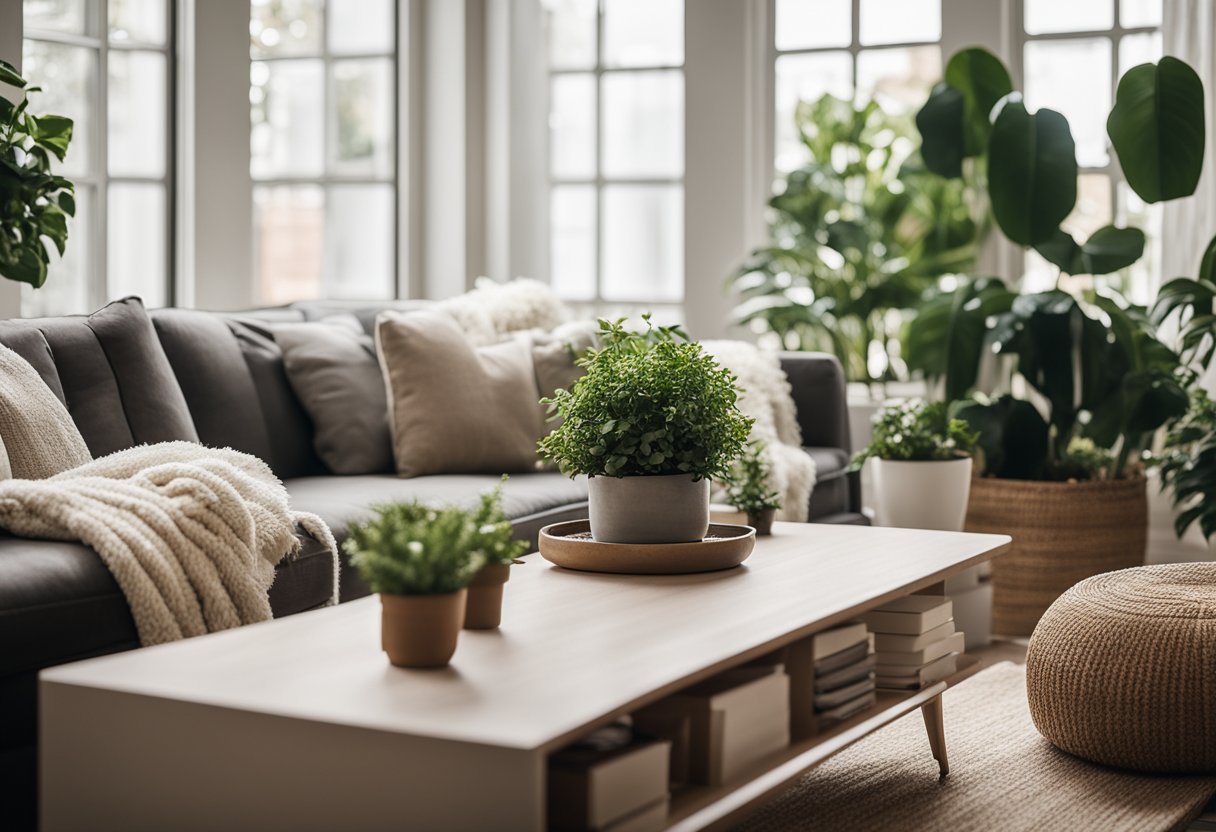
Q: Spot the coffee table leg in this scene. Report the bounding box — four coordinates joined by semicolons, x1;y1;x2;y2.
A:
921;695;949;777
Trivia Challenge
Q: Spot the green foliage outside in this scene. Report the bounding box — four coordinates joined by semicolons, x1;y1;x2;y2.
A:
344;482;527;596
1155;388;1216;542
731;94;980;385
0;60;75;288
723;441;781;514
850;399;977;469
538;316;753;480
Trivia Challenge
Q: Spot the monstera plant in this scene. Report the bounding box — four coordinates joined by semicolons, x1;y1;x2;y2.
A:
0;60;75;288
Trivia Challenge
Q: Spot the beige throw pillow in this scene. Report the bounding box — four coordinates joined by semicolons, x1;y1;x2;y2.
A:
0;344;91;479
376;311;544;477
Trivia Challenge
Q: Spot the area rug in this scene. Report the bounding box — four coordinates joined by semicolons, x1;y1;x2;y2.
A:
736;663;1216;832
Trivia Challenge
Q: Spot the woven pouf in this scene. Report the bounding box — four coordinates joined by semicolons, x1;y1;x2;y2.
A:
1026;562;1216;773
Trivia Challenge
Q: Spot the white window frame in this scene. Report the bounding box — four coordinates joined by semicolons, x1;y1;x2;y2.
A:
22;0;176;314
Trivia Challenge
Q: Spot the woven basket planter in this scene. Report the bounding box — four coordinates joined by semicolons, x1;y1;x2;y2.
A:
964;476;1147;636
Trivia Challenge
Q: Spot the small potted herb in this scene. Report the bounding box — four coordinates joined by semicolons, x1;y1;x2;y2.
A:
463;480;529;630
851;399;979;531
724;441;782;535
344;502;487;668
538;316;753;544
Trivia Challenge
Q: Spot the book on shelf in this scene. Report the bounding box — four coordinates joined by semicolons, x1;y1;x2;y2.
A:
872;619;955;653
875;631;965;668
861;595;953;635
817;690;877;725
813;653;876;694
812;675;874;711
813;639;871;677
811;622;868;661
875;652;959;690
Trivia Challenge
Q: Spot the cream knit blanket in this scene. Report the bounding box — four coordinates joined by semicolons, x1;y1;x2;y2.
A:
0;441;338;646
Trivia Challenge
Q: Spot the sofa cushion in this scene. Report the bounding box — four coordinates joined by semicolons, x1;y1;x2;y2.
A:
805;446;850;520
285;472;589;601
0;298;199;457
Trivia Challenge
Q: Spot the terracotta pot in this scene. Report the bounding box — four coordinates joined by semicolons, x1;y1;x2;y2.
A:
380;589;467;668
464;563;511;630
747;507;776;536
965;476;1147;636
587;474;710;544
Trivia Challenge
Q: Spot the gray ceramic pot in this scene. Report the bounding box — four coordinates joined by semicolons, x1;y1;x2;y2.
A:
587;474;711;544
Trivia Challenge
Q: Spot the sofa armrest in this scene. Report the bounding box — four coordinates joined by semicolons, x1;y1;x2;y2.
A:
779;352;851;453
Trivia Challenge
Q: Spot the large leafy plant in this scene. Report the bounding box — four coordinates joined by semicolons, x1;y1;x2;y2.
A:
907;48;1203;482
850;398;977;468
538;316;753;480
0;61;75;288
732;94;980;384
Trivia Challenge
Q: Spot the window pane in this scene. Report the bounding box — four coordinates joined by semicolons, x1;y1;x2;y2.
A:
602;185;682;302
22;40;95;178
1065;173;1113;238
251;0;323;58
108;183;167;307
1119;31;1162;76
775;52;852;171
859;0;940;46
108;50;167;177
22;186;92;317
856;45;940;114
109;0;168;45
1024;0;1113;34
602;70;683;178
255;185;324;304
251;59;325;178
776;0;850;51
547;0;597;70
1024;38;1112;167
329;58;394;177
602;0;682;68
328;0;394;54
550;74;596;179
325;184;394;299
550;185;596;300
1117;181;1161;303
1120;0;1161;28
24;0;88;35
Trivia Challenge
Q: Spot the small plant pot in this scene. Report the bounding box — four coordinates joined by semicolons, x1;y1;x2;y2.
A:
747;507;777;536
588;473;711;544
464;563;512;630
380;589;467;669
871;457;973;531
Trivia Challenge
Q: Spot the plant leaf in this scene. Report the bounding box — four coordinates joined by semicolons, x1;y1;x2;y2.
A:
987;98;1078;246
1107;57;1206;203
916;82;965;178
943;47;1014;156
0;61;26;89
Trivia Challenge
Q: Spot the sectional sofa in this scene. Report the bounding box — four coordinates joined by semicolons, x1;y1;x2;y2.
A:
0;297;864;827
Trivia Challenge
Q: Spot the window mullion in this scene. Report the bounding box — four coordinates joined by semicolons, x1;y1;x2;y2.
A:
96;0;109;310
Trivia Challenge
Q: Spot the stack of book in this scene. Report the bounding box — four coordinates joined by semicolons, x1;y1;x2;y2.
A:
862;596;964;690
810;622;876;725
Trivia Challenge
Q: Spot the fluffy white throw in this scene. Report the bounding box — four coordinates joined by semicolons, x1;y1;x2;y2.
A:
0;441;337;646
703;341;817;522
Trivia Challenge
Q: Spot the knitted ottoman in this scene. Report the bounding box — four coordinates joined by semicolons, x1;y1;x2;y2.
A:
1026;562;1216;773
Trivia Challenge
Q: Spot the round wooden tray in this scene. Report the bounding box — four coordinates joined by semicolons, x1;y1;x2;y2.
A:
537;520;756;575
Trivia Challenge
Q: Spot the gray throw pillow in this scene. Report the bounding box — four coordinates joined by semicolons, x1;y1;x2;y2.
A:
0;344;90;479
276;322;394;475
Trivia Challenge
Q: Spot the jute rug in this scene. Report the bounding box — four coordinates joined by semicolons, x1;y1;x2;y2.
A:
735;662;1216;832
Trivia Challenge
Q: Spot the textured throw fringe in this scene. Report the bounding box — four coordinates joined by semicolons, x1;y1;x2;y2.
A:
0;441;339;646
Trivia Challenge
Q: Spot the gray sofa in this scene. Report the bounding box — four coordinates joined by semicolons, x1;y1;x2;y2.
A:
0;297;864;827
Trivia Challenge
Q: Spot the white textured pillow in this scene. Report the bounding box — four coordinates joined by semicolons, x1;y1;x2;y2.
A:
0;345;90;479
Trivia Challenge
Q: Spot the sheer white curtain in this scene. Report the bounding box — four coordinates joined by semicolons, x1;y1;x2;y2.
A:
1161;0;1216;284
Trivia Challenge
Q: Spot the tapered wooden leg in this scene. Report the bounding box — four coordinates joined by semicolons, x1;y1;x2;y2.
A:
921;695;949;777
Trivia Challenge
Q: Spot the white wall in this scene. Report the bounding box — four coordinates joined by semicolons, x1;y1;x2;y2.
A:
0;3;25;318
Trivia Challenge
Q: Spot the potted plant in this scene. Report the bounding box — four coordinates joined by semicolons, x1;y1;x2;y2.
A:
538;316;753;544
0;60;75;287
723;441;782;535
344;501;487;668
850;399;978;531
463;480;529;630
905;47;1205;634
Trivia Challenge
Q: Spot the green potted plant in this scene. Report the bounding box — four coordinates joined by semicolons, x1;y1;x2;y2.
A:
0;60;75;287
344;501;487;668
463;480;529;630
538;316;753;544
906;47;1204;633
723;441;782;535
850;399;978;531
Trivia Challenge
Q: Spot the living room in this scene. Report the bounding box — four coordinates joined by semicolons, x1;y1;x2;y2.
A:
1;0;1214;830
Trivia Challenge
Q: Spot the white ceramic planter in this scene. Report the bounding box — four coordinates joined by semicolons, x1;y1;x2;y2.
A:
871;457;973;531
587;474;710;544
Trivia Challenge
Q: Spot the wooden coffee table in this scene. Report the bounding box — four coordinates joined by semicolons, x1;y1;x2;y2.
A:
41;522;1008;831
